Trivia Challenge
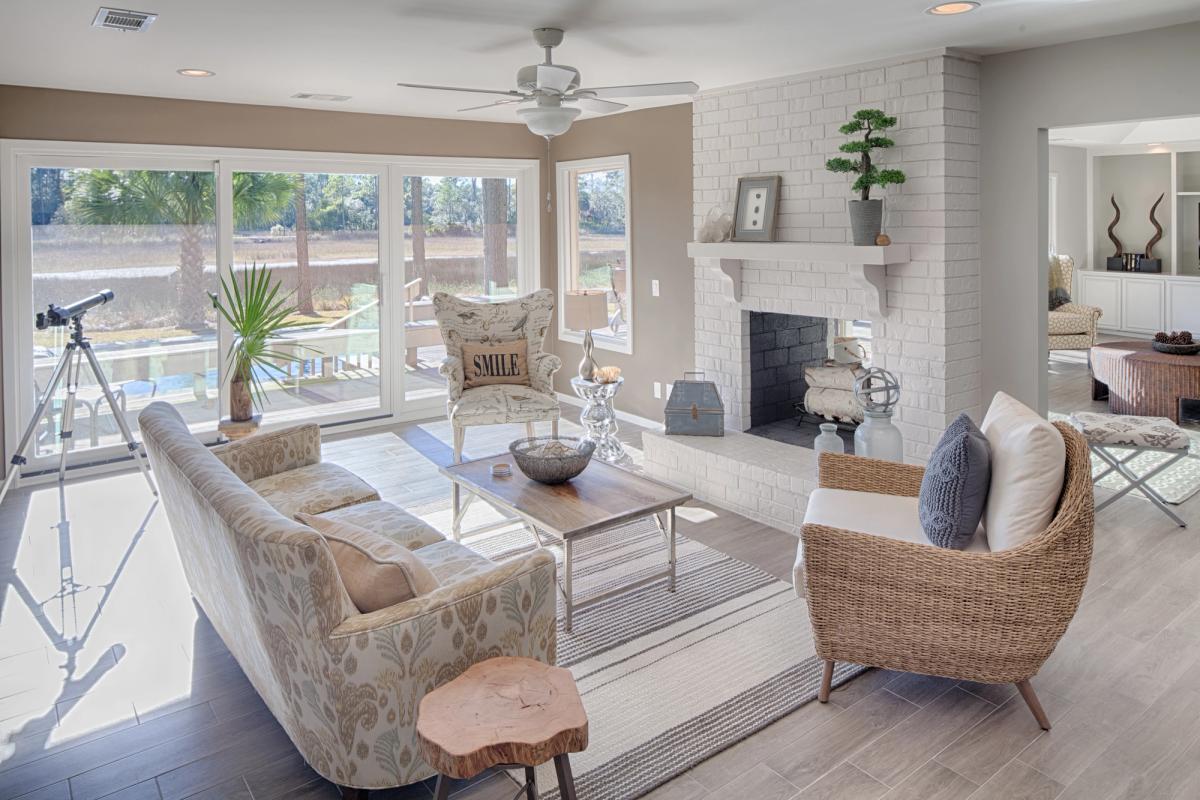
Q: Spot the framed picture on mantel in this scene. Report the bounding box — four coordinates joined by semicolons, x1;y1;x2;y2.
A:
732;175;781;242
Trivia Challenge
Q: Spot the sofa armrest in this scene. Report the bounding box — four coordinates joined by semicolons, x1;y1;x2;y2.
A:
439;356;465;402
1056;302;1102;320
817;452;925;497
530;352;562;395
211;423;322;483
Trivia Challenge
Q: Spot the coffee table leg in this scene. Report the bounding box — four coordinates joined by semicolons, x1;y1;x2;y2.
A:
451;482;461;543
563;538;574;632
554;754;578;800
433;774;450;800
668;507;677;593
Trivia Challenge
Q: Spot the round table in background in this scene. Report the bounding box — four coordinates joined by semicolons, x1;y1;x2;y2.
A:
1089;340;1200;423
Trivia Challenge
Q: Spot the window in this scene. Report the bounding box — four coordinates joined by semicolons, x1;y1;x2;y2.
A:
3;141;539;477
556;155;631;354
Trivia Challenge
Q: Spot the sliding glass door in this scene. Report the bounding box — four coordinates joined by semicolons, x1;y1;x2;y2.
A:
21;161;221;460
2;143;540;476
227;168;386;423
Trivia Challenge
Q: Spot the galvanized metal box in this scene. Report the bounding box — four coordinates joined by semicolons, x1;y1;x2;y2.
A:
665;371;725;436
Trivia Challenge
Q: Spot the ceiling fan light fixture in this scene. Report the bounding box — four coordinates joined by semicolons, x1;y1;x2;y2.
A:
518;105;581;138
926;2;979;15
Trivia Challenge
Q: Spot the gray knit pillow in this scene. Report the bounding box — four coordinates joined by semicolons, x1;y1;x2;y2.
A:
919;413;992;549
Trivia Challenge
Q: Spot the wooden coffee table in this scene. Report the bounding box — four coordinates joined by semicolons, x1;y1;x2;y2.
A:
440;455;692;631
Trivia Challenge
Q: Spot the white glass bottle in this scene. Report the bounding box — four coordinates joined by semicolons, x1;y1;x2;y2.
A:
854;410;905;462
813;422;845;479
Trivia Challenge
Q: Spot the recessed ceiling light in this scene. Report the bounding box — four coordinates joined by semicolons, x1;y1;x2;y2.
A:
177;68;215;78
927;2;980;15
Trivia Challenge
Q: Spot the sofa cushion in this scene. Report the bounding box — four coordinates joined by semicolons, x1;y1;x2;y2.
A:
247;462;379;519
316;500;445;550
980;391;1065;551
919;413;992;549
298;513;440;612
413;539;500;584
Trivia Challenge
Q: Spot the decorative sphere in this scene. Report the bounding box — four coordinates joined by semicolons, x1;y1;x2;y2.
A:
853;367;901;413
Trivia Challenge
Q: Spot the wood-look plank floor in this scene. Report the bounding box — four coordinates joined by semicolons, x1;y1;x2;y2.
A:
3;361;1200;800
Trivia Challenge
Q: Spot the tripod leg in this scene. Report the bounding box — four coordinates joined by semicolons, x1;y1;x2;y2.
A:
81;343;158;497
58;346;85;483
0;343;76;508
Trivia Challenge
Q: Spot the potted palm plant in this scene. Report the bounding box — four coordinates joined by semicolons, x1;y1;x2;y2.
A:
826;109;907;245
210;263;313;427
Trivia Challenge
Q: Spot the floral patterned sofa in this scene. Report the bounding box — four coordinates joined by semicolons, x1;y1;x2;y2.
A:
138;402;557;794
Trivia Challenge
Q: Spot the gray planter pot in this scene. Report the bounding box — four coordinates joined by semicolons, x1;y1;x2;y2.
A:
848;199;884;246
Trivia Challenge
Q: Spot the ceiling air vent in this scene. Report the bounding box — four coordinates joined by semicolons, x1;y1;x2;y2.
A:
92;7;158;32
292;93;353;102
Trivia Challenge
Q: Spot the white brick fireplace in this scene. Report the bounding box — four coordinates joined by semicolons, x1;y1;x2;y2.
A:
644;50;981;533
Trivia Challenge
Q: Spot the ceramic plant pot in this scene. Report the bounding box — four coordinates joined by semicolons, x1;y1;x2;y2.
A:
848;199;884;246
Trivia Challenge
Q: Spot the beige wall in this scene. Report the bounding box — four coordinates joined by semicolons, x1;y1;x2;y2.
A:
980;21;1200;413
548;104;693;421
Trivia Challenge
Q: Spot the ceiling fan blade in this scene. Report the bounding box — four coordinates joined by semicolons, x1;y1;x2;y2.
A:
396;82;523;98
570;96;627;114
457;97;529;112
583;81;699;98
537;65;576;93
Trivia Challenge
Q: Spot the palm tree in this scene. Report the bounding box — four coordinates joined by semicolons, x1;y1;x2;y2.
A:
70;170;294;329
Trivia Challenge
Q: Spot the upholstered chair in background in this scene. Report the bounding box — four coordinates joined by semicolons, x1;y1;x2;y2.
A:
433;289;561;463
1048;254;1104;351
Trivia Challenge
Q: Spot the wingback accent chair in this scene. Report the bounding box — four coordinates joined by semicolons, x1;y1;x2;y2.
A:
798;420;1094;730
432;289;562;462
1049;255;1103;351
138;402;557;794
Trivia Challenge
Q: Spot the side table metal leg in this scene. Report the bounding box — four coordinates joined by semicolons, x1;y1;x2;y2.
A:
433;775;450;800
524;766;537;800
554;754;578;800
563;538;574;632
451;482;461;542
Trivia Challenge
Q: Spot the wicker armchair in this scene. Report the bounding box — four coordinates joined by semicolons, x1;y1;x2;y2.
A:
798;421;1094;730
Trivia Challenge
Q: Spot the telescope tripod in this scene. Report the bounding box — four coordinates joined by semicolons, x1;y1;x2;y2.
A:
0;316;158;507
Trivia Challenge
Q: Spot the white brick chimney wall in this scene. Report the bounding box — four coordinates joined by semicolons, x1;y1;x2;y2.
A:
691;51;982;462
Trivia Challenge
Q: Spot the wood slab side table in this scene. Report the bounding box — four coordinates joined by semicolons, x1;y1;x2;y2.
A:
417;657;588;800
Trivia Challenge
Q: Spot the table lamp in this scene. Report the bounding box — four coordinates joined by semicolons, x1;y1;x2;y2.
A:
564;290;608;381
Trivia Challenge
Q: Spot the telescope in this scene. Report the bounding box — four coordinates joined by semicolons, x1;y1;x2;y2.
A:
36;290;114;330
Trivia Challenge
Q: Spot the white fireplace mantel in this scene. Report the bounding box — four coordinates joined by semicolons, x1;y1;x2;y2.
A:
686;241;911;316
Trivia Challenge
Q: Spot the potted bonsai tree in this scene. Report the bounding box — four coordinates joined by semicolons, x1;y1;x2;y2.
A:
826;109;907;245
210;262;313;427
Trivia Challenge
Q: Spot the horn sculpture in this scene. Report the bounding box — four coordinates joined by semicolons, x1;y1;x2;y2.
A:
1107;194;1123;257
1145;192;1165;259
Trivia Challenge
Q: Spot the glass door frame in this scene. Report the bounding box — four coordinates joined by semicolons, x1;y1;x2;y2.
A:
2;142;223;475
2;140;542;480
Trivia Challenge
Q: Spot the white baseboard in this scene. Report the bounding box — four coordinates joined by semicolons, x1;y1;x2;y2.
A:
556;392;665;432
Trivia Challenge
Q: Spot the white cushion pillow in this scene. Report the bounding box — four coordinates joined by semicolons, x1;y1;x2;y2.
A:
980;391;1065;551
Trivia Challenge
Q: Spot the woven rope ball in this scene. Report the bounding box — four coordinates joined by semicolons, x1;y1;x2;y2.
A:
853;367;901;413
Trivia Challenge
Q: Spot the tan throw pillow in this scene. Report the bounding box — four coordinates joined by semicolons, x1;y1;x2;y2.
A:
461;339;529;389
297;513;440;612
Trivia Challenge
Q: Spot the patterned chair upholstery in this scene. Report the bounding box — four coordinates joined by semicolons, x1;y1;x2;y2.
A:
432;289;562;462
1048;254;1103;351
138;402;557;793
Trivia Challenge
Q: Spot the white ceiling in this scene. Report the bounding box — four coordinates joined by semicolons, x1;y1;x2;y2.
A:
3;0;1200;124
1050;117;1200;148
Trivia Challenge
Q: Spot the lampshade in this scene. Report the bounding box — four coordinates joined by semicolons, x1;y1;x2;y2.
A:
518;105;580;138
563;290;608;331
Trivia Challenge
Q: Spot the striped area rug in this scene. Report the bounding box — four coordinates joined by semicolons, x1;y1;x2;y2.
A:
469;521;863;800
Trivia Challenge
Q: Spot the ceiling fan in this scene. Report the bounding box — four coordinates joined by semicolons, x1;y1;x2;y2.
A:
397;28;699;138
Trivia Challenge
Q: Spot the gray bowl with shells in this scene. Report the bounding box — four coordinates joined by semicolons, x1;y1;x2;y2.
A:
508;436;596;484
